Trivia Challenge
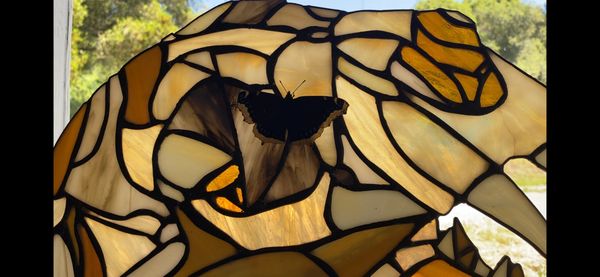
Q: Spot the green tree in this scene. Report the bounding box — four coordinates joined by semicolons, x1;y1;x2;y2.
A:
70;0;194;116
415;0;546;84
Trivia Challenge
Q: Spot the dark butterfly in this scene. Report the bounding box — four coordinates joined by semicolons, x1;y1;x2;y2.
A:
235;83;348;144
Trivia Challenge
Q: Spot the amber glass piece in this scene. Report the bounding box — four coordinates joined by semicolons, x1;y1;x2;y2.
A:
206;165;239;192
274;41;332;98
480;71;503;107
401;46;462;103
122;125;163;191
216;52;268;85
124;46;161;125
454;72;478;101
174;208;237;276
267;4;330;30
337;37;399;71
338;57;399;96
417;11;479;47
390;61;444;103
75;85;106;162
215;196;243;213
54;103;86;195
78;225;104;277
66;208;79;263
413;259;470;277
222;0;282;24
201;252;327;277
236;187;243;203
416;30;484;73
185;51;214;71
312;223;414;277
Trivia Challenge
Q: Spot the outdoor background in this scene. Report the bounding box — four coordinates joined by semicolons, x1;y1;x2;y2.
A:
69;0;547;276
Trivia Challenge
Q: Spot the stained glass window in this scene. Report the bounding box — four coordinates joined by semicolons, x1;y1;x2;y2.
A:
54;1;546;276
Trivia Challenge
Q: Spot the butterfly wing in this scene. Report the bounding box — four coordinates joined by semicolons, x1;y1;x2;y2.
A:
236;91;287;142
287;96;348;143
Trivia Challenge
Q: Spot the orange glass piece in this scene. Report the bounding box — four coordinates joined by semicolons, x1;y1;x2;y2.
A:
215;196;243;213
236;187;243;203
206;165;240;192
413;259;470;277
416;30;484;72
401;46;461;103
54;103;87;195
480;71;503;107
454;72;479;101
124;46;162;125
417;11;480;47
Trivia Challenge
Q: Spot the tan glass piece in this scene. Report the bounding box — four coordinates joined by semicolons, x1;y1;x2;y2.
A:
177;2;231;35
511;264;525;277
417;11;479;47
158;180;185;202
54;197;67;228
86;217;155;277
341;135;387;185
408;51;546;164
382;101;487;193
185;51;214;71
480;71;503;107
169;29;295;61
468;174;546;254
217;52;268;85
416;29;485;72
265;143;319;201
311;32;329;38
312;223;414;277
158;133;232;189
206;165;239;192
337;38;399;71
222;0;282;24
396;244;435;270
159;224;179;243
79;225;104;277
65;76;169;217
310;7;340;18
438;230;454;259
124;46;162;125
390;61;444;103
337;76;454;213
536;149;546;168
274;41;332;98
193;173;332;250
314;123;336;166
162;33;176;42
338;57;399;96
267;3;330;29
459;251;475;269
411;219;438;242
454;72;478;101
371;263;400;277
129;242;185;277
122;124;162;191
87;211;161;235
492;258;508;277
153;63;210;120
54;235;75;277
331;186;426;230
54;103;86;195
201;252;327;277
335;11;412;40
401;46;462;103
475;260;491;277
75;85;106;162
174;208;237;276
446;11;472;24
412;259;469;277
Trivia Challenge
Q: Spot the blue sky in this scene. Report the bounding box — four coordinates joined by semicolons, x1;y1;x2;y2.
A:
199;0;546;12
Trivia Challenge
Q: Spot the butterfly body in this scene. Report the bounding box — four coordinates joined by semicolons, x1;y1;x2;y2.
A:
236;90;348;144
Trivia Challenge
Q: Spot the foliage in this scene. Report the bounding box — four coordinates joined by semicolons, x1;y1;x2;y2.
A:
69;0;194;116
416;0;546;84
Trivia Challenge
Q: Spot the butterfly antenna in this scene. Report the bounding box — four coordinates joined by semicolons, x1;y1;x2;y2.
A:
279;80;289;95
291;80;306;98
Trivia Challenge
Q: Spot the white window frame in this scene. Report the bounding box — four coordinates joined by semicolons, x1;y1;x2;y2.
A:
54;0;73;145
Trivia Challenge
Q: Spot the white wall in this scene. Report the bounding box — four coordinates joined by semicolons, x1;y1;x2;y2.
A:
54;0;73;145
